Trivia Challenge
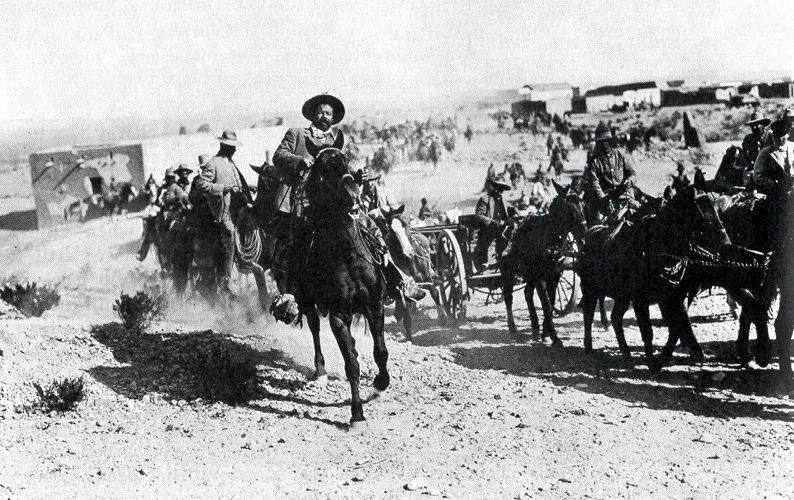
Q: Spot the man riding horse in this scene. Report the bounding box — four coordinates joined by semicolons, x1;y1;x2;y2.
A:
583;121;638;222
270;93;424;322
752;118;793;253
193;130;253;299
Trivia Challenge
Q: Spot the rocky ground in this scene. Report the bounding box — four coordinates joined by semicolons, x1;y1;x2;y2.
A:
1;130;794;499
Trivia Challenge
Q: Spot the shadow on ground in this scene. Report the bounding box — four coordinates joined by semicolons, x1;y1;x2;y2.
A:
88;322;357;428
447;331;794;422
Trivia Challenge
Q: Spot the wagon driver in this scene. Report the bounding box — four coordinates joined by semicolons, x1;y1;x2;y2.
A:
583;121;638;222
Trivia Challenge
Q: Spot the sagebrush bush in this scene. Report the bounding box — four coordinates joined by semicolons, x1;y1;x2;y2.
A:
0;281;61;317
32;377;85;412
113;290;166;333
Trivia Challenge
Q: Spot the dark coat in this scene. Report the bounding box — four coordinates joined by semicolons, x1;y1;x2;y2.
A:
474;193;508;231
272;126;345;215
193;154;250;224
583;149;637;201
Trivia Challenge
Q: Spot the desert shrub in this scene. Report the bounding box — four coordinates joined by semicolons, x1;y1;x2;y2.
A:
690;148;713;166
196;345;257;405
32;377;85;412
705;131;723;143
0;281;60;317
113;290;167;334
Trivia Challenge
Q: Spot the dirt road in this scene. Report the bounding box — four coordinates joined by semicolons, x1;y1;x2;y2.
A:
1;132;793;499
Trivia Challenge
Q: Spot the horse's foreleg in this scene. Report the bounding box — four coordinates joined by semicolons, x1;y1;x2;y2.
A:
634;301;658;373
536;280;561;346
396;300;412;341
581;290;598;353
524;283;540;339
367;304;390;393
753;303;771;368
329;313;364;424
306;309;327;384
429;283;448;326
610;299;632;362
598;296;610;331
503;270;517;335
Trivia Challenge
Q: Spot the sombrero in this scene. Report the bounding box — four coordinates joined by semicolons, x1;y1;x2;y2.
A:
174;164;193;175
593;121;611;141
164;166;177;178
746;111;771;127
217;130;242;147
301;93;345;125
770;119;790;139
489;173;511;190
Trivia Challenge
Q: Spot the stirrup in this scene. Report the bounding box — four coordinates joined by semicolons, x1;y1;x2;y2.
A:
401;277;426;303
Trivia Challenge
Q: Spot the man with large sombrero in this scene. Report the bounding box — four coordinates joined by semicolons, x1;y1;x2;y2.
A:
270;94;424;320
736;111;771;182
473;173;512;273
193;130;252;296
582;121;637;222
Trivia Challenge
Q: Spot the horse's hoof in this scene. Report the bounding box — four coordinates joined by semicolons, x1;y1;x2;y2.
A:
348;419;369;433
754;345;772;368
311;374;329;387
373;373;390;392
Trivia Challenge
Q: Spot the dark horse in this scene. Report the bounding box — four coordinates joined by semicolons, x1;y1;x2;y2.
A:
501;181;588;343
578;187;766;371
296;148;390;426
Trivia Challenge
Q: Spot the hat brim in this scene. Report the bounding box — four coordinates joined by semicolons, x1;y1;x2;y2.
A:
490;180;511;190
218;137;241;147
746;118;771;126
175;168;193;174
302;94;345;125
593;134;612;141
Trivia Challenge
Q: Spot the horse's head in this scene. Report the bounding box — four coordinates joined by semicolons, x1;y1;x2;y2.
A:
661;186;731;253
306;148;359;213
549;180;588;241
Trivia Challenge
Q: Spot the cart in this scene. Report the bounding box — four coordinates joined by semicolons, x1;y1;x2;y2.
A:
413;214;579;320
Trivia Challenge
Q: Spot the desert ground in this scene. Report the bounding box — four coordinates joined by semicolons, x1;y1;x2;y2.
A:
1;115;794;500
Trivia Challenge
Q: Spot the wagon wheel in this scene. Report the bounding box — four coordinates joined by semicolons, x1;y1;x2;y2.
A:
436;229;468;319
554;233;580;317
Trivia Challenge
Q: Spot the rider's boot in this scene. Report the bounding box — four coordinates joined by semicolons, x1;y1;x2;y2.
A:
383;256;425;303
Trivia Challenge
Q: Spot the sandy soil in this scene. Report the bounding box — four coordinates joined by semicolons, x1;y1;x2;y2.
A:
1;130;793;500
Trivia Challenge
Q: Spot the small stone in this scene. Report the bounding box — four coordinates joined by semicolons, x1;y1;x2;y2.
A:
694;433;716;444
425;488;442;496
405;477;429;491
177;400;187;407
351;474;365;482
125;401;135;410
95;420;103;427
142;395;151;404
575;383;588;389
129;381;137;391
241;441;252;450
711;372;726;382
138;467;148;476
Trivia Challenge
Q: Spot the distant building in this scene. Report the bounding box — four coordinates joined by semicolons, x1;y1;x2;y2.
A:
584;81;661;113
757;80;794;99
26;127;287;229
516;83;573;116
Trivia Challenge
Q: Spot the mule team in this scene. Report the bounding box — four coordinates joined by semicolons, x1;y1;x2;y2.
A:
148;95;794;424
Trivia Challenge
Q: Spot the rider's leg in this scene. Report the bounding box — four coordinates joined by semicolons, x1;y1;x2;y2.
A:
218;214;236;294
137;217;154;261
382;252;425;302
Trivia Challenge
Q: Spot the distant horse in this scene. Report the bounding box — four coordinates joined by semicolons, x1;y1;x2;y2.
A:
293;147;390;427
501;180;588;344
578;187;766;371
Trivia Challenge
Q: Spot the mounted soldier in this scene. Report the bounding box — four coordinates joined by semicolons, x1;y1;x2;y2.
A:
582;121;638;222
193;130;253;297
270;94;424;322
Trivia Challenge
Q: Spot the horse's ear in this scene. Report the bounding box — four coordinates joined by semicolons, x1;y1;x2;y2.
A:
552;179;565;197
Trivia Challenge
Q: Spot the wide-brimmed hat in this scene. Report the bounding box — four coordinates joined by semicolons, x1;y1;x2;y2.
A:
302;93;345;125
175;164;193;175
770;119;791;139
198;154;211;167
746;111;771;127
593;121;611;141
489;173;511;190
364;169;381;182
217;130;241;147
164;166;177;178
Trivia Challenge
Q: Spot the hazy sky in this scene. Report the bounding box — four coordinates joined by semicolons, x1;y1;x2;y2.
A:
1;0;792;126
